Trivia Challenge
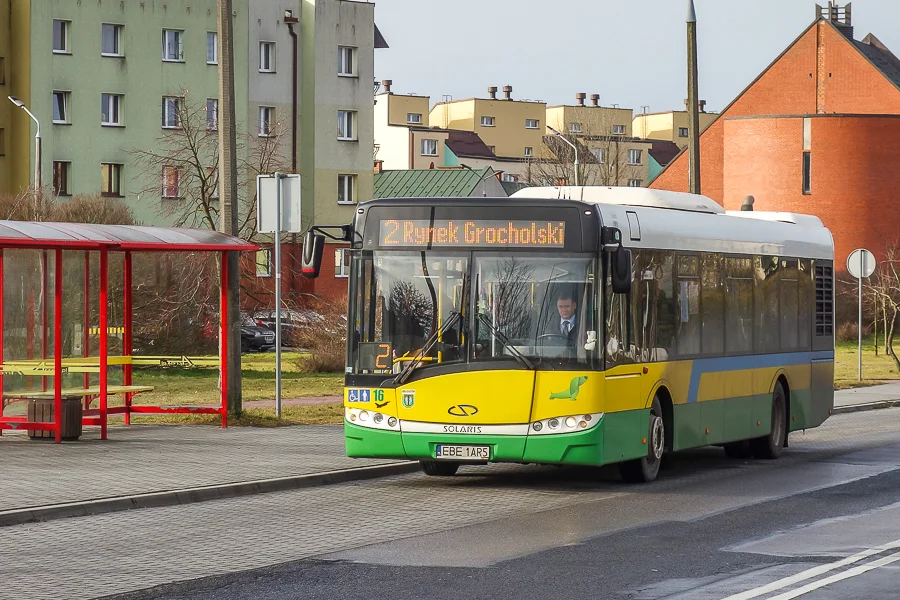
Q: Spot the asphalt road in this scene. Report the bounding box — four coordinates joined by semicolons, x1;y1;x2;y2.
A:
86;408;900;600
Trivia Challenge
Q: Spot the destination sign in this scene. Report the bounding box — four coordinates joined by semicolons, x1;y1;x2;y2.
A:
379;219;566;248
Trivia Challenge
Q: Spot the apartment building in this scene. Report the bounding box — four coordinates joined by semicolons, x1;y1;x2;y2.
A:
430;86;545;163
1;0;380;234
632;104;717;149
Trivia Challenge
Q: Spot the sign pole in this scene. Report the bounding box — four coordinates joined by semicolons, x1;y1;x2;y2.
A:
858;252;863;382
275;172;283;418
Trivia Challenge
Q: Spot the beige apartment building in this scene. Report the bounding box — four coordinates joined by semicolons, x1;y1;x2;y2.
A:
429;86;545;161
632;103;717;149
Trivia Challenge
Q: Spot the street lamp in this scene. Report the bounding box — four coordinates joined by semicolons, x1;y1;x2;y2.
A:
546;126;579;186
8;95;42;206
460;163;504;197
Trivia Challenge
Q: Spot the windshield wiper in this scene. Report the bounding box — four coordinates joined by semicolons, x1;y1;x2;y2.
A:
393;311;462;385
476;313;535;370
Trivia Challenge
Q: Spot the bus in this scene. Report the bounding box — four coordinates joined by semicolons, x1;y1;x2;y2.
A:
301;186;835;483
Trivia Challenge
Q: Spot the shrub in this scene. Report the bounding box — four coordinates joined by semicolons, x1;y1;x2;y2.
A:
295;295;348;373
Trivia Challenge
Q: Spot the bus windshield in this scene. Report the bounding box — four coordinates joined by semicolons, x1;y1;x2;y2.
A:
348;251;596;375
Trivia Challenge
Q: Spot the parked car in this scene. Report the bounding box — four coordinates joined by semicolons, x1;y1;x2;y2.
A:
240;316;276;352
251;309;322;347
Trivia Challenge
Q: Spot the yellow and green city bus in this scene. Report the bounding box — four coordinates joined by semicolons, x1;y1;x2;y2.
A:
302;186;835;483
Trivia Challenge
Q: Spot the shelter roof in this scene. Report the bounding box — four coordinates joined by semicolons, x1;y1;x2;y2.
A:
0;221;257;252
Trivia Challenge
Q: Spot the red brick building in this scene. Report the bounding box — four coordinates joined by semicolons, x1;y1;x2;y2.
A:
651;4;900;269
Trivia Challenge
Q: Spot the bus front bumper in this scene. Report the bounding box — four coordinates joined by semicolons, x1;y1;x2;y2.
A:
344;421;612;466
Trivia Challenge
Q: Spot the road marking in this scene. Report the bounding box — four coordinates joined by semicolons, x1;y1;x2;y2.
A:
721;537;900;600
766;550;900;599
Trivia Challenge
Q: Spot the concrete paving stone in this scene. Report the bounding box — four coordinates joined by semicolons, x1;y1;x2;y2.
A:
0;424;403;512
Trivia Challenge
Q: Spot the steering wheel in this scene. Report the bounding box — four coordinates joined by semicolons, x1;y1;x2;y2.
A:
537;333;569;344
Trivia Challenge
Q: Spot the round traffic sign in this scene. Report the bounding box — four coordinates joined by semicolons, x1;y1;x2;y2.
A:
847;248;876;279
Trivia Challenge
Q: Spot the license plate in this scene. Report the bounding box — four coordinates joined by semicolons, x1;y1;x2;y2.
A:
435;444;490;460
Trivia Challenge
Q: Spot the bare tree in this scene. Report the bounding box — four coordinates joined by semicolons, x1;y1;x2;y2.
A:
128;89;287;240
525;113;645;187
866;247;900;371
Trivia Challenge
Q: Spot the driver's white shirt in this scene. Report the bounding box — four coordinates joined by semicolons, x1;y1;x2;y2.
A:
559;315;576;334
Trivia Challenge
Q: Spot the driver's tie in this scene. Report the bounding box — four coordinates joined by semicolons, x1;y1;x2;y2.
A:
561;321;570;335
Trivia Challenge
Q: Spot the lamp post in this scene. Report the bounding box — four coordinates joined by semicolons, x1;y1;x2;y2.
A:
460;163;504;197
283;10;299;173
547;126;579;186
8;95;41;209
687;0;702;194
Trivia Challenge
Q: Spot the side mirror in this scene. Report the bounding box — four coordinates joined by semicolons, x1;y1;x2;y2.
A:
601;227;622;251
611;247;632;294
301;230;326;278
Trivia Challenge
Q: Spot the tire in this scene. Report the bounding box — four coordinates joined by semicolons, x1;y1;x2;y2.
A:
420;460;460;477
724;440;753;459
620;396;665;483
751;382;786;460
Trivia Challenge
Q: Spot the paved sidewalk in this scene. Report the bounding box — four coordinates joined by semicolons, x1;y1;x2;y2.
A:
0;424;411;517
834;381;900;409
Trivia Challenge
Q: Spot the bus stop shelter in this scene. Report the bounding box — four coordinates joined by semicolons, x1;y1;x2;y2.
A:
0;221;256;443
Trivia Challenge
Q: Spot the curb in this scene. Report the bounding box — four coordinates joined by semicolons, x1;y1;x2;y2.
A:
832;399;900;414
0;461;420;528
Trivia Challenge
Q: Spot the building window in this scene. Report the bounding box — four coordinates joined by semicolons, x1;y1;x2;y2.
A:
488;145;495;154
627;149;642;165
206;98;218;131
569;122;582;133
101;94;123;126
101;163;123;197
52;161;71;196
802;151;811;194
612;124;626;135
258;106;274;136
338;110;356;140
591;148;606;163
335;248;351;278
407;113;422;124
627;179;642;187
162;29;184;62
338;174;357;204
256;249;272;277
524;146;533;157
162;96;181;128
525;119;539;129
421;139;438;156
338;46;356;76
52;91;69;124
101;24;123;56
502;174;518;183
678;127;689;137
259;41;275;72
53;20;70;53
481;116;495;127
162;166;180;198
206;32;218;64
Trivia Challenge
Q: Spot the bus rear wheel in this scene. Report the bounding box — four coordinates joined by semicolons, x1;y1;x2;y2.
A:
750;382;786;460
620;397;665;483
420;460;460;477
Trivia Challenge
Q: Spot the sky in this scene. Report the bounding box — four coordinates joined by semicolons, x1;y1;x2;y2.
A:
372;0;900;114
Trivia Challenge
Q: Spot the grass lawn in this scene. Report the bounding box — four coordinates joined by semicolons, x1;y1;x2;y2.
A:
834;337;900;389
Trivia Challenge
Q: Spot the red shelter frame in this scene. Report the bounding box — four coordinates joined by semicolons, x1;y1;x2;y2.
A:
0;221;256;443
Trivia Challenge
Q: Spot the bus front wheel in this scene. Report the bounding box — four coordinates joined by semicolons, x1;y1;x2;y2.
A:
750;382;786;460
420;460;460;477
620;397;665;483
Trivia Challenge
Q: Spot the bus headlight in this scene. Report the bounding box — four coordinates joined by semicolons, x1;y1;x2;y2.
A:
345;407;401;432
528;413;604;436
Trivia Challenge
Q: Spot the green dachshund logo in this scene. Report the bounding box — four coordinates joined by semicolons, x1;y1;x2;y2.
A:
549;376;588;401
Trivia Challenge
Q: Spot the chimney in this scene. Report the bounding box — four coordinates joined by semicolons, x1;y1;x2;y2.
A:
817;2;854;39
502;85;512;100
488;86;498;100
381;79;392;94
590;94;600;107
575;92;586;106
684;99;707;112
741;195;755;211
374;160;384;174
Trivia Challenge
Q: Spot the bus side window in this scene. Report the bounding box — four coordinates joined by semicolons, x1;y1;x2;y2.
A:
676;255;701;356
